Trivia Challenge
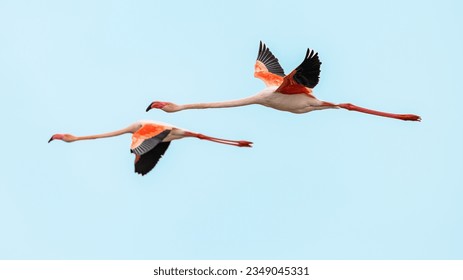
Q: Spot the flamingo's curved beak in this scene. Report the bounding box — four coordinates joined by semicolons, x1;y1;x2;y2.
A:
146;102;153;112
48;136;54;143
147;101;169;111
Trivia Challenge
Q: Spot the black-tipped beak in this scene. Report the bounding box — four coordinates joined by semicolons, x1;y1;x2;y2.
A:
146;103;153;112
48;137;54;143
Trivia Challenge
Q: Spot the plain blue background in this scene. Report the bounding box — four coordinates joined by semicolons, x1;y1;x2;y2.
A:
1;0;462;259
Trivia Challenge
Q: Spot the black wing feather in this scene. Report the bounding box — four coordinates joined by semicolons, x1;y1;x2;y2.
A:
131;130;170;155
134;141;171;176
256;41;285;77
293;48;322;88
131;129;171;176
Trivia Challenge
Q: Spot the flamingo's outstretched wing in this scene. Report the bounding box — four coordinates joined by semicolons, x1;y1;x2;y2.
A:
133;141;170;176
276;48;321;95
131;127;171;175
254;41;285;87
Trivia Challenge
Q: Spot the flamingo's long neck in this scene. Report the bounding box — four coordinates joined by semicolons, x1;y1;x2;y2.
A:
337;103;421;121
73;124;139;141
179;95;259;111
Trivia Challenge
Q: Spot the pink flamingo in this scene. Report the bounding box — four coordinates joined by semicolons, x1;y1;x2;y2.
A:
147;41;420;122
49;120;252;175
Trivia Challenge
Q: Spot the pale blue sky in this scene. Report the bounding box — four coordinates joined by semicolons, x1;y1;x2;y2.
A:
0;0;462;259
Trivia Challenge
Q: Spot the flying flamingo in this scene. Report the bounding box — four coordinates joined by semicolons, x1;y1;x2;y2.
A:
146;41;421;121
48;120;252;175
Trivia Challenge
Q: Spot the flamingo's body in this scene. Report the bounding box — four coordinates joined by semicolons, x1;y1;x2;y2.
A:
49;120;252;175
147;42;420;121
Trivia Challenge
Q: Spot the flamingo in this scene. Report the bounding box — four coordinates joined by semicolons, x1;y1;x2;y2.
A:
48;120;252;175
146;41;421;122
